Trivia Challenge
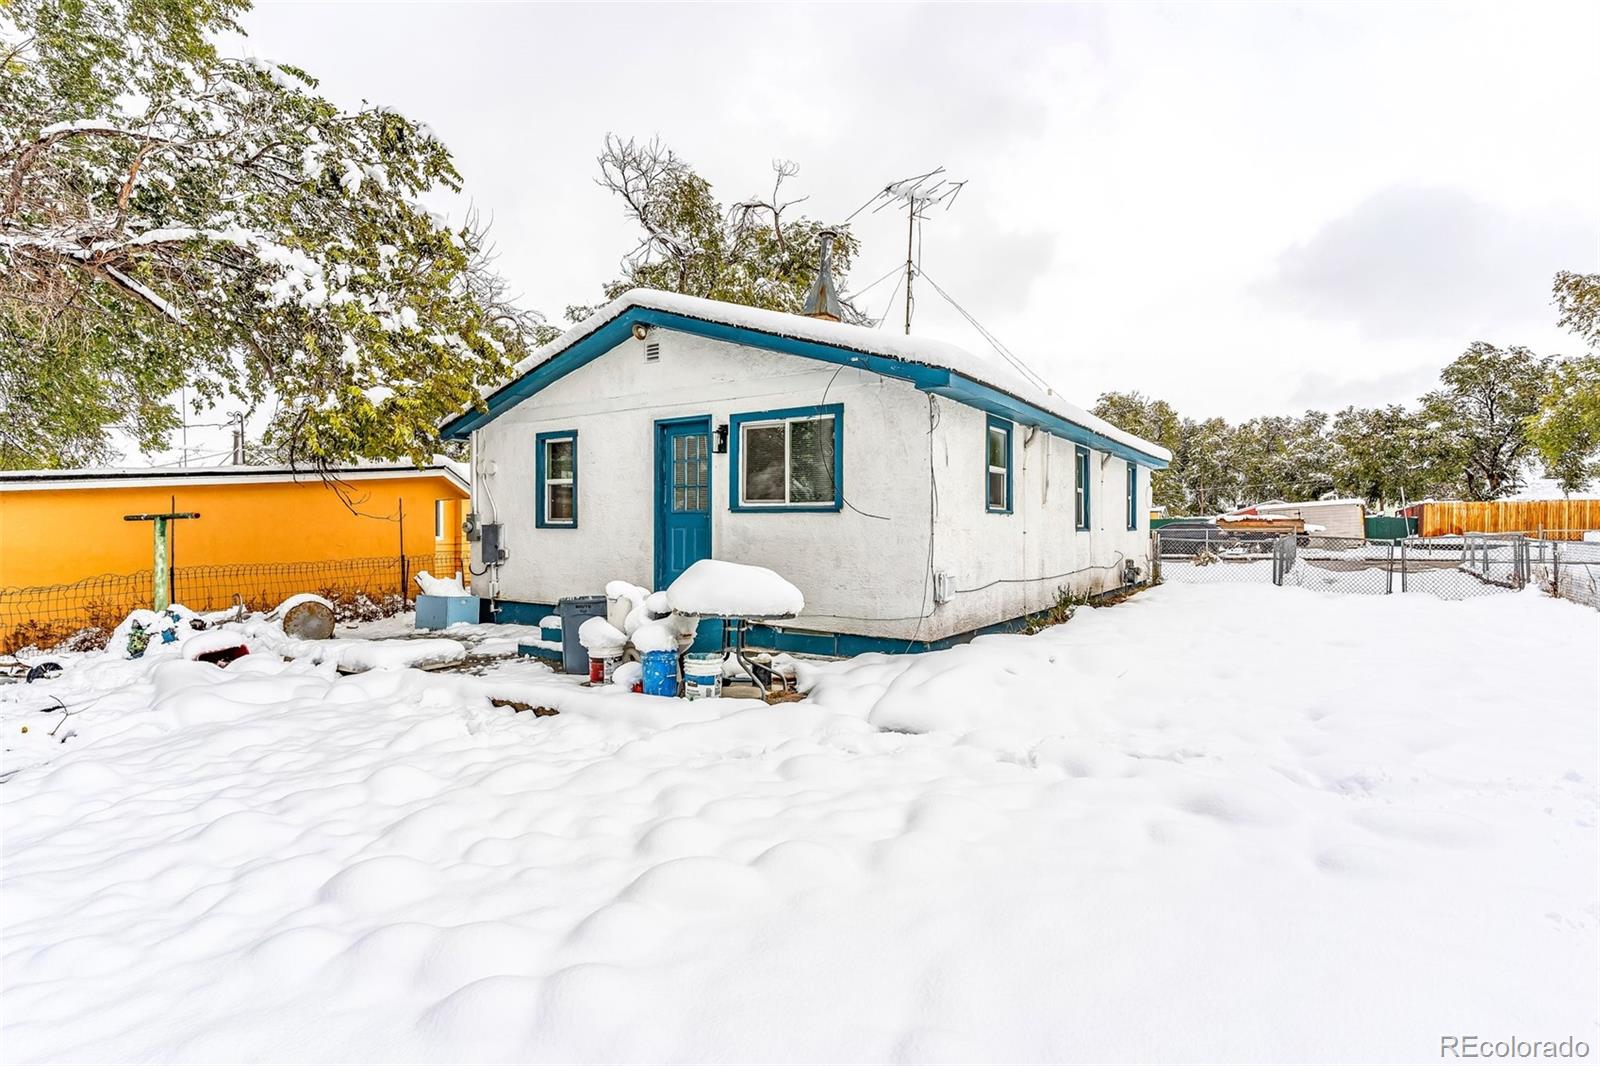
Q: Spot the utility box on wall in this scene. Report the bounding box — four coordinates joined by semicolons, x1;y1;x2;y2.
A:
480;522;506;564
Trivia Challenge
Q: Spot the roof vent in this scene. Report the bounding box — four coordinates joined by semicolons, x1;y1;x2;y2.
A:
802;229;843;321
645;340;661;362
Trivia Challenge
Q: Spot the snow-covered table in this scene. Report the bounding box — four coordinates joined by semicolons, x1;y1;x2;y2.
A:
665;559;805;702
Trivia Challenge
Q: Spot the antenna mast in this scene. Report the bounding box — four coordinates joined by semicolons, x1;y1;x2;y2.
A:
864;168;966;333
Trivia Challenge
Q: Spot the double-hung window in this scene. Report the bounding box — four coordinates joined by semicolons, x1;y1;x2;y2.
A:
536;430;578;527
985;416;1012;513
1074;445;1091;530
730;404;843;511
1126;461;1139;531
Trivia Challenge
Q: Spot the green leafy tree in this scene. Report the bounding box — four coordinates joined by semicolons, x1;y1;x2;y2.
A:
1228;412;1335;505
1329;404;1459;507
1091;391;1185;511
1173;417;1240;515
1528;355;1600;495
1552;271;1600;350
1;0;543;470
576;135;864;321
1525;273;1600;494
1420;342;1549;500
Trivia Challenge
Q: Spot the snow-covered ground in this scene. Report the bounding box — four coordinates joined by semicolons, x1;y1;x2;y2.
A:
2;584;1596;1063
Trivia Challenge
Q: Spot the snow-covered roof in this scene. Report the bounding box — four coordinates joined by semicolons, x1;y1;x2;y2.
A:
1246;498;1366;510
451;289;1170;466
0;463;469;494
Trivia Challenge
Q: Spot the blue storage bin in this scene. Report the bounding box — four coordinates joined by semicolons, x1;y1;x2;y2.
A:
415;594;480;631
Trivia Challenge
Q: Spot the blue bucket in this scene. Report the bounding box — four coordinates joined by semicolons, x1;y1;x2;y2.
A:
641;650;679;697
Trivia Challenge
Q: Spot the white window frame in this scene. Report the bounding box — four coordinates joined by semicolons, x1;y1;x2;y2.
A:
541;435;576;527
1075;446;1091;530
737;413;837;508
1126;461;1138;531
985;419;1012;513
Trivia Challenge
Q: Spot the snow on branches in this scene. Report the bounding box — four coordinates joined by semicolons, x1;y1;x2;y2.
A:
1;0;541;468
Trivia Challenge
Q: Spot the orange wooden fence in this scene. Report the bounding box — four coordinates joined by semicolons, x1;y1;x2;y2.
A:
1420;500;1600;540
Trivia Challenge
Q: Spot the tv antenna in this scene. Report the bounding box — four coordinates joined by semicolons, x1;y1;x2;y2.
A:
848;167;966;333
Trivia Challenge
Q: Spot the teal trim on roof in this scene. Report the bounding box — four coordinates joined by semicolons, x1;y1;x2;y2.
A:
442;305;1170;469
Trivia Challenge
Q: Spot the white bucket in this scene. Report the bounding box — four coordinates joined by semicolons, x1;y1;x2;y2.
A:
682;652;723;700
606;596;631;632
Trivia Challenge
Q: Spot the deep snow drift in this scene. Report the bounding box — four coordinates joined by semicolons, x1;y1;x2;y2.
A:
1;584;1595;1063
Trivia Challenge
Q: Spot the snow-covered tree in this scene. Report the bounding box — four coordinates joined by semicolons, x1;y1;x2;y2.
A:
1420;343;1549;501
1;0;544;469
1328;404;1458;508
1092;391;1186;511
573;135;864;322
1528;355;1600;495
1525;273;1600;495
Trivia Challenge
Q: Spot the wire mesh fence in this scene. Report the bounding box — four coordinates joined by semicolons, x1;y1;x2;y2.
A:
1153;529;1573;601
0;551;470;654
1528;536;1600;610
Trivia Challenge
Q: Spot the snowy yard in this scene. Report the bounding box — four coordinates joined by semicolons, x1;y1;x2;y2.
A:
2;584;1596;1063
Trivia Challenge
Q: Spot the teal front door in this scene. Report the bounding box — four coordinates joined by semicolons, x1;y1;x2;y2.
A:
655;416;713;591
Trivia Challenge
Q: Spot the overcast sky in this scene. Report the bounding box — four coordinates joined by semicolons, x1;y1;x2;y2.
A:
164;1;1598;461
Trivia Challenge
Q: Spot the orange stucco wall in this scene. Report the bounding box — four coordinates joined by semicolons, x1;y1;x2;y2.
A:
0;475;468;589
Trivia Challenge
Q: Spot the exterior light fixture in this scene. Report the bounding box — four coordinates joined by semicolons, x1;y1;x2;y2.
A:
715;424;729;453
631;322;650;341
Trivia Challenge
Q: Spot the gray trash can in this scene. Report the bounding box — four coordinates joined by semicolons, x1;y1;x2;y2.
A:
557;595;608;674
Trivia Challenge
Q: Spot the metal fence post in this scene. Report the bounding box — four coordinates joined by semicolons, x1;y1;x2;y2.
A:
1385;543;1394;594
1399;538;1408;593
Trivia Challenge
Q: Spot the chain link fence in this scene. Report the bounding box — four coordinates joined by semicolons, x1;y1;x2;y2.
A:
1528;536;1600;610
1153;528;1600;604
0;551;470;653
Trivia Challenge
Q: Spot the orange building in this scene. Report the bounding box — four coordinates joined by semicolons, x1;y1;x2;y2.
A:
0;465;470;649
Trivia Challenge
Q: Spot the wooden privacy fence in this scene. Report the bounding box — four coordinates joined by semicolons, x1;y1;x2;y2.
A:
1419;500;1600;540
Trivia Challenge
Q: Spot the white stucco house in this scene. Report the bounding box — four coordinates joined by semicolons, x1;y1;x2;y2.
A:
441;284;1170;655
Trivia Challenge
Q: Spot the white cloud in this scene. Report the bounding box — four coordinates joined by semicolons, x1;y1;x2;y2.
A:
1260;187;1595;340
218;0;1599;430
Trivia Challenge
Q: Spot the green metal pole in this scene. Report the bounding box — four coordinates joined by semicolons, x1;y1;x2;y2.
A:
152;516;170;611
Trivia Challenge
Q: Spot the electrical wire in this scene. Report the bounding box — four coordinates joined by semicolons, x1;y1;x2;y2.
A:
954;554;1126;595
818;362;891;522
841;263;904;304
904;393;941;649
875;272;904;331
916;267;1056;396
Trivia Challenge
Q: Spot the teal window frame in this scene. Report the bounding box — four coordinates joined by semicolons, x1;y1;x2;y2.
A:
728;403;844;513
535;429;578;528
985;416;1013;514
1126;460;1139;531
1075;445;1091;530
